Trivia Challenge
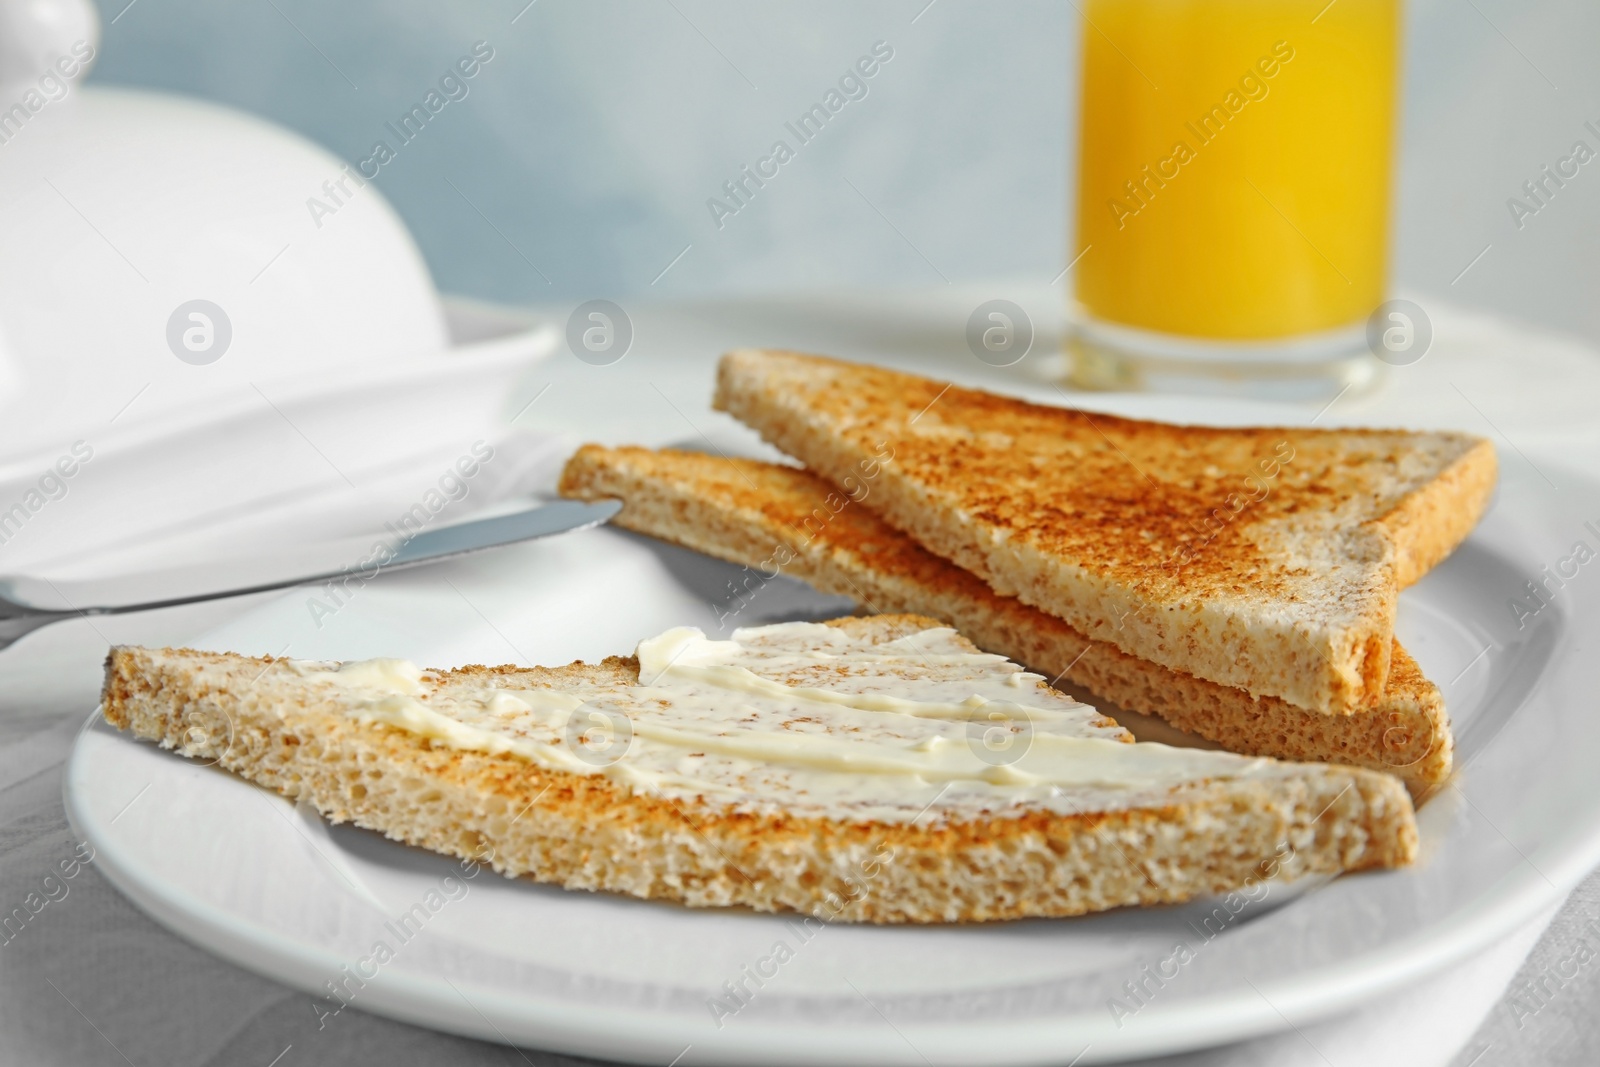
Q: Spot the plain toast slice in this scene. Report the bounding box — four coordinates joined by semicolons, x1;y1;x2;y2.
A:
102;615;1417;923
713;349;1496;713
560;445;1453;789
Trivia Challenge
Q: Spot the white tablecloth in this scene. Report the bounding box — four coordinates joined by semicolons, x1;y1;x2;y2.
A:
1;288;1595;1066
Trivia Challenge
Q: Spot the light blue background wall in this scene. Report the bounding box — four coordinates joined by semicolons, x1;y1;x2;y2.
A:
90;0;1600;346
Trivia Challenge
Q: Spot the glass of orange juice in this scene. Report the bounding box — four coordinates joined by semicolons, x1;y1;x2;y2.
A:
1068;0;1400;395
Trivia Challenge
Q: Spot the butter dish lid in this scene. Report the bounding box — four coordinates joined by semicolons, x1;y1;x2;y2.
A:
0;0;450;458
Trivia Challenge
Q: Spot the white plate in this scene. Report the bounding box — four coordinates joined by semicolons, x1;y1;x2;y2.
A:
64;452;1600;1065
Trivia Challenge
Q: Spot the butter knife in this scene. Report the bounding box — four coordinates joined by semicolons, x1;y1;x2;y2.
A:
0;498;621;650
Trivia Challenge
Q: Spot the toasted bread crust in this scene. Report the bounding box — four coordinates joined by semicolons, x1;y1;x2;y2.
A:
560;445;1452;788
100;616;1417;923
713;349;1492;714
1379;436;1498;588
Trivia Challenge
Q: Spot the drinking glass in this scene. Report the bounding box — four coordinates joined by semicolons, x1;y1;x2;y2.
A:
1069;0;1400;396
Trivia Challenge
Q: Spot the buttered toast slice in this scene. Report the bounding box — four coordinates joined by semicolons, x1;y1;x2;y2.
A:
714;350;1496;714
101;616;1416;923
560;445;1453;789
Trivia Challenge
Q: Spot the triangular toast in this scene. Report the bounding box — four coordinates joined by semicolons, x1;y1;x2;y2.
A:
560;445;1453;789
714;350;1497;714
103;615;1416;923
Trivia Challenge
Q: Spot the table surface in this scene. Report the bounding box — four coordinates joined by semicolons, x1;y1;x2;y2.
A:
3;287;1597;1066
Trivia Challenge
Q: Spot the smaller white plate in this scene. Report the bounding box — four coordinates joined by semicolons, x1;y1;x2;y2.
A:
0;297;558;579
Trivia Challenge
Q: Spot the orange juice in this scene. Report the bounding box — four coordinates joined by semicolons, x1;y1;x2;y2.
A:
1074;0;1399;341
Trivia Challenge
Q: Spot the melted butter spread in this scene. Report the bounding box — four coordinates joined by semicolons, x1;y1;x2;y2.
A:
287;622;1276;824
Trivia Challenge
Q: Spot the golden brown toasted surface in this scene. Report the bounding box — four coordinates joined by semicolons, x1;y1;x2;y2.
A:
559;444;1453;788
712;349;1495;714
100;614;1418;923
559;444;1002;614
